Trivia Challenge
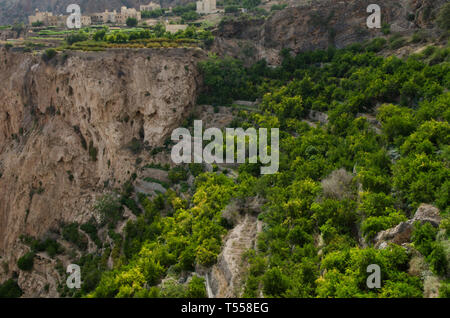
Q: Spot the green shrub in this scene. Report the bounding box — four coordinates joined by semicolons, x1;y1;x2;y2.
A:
17;252;35;271
263;267;289;297
381;23;391;35
411;31;427;44
225;5;239;13
427;243;448;276
126;17;138;27
66;32;89;45
0;279;23;298
271;4;288;11
93;29;106;41
168;166;189;184
361;212;407;241
411;222;438;256
181;11;199;21
439;280;450;298
142;9;164;19
366;38;387;52
62;223;88;250
42;48;57;61
88;141;98;161
80;220;102;248
31;21;44;27
389;36;407;50
95;194;124;228
186;276;207;298
243;0;261;9
436;3;450;30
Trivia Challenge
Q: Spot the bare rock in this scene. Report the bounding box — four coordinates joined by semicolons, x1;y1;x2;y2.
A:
413;204;441;227
374;204;441;248
0;47;205;296
204;213;262;298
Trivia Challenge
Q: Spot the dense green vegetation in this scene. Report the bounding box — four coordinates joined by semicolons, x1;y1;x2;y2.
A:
57;25;214;51
126;17;138;28
4;5;449;298
20;235;64;258
141;9;165;19
57;37;446;298
17;252;35;271
88;173;245;297
436;3;450;31
0;279;23;298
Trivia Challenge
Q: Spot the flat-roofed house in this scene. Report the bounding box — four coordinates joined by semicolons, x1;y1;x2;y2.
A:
116;6;142;25
196;0;217;14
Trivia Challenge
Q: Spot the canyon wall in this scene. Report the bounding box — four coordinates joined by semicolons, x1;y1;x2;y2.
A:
212;0;447;64
0;47;205;295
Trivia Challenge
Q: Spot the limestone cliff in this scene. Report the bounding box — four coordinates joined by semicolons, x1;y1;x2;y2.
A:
0;47;205;296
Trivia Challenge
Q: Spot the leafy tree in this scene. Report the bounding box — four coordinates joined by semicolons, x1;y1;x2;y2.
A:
182;11;200;21
411;222;438;256
17;252;35;271
126;17;138;27
42;48;57;61
243;0;261;9
436;3;450;30
66;32;88;45
263;267;289;297
427;243;448;276
0;279;23;298
11;22;25;37
93;29;107;41
187;276;207;298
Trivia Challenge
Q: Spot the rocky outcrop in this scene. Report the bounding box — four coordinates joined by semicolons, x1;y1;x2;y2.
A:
0;47;205;295
213;0;448;64
205;213;262;298
375;204;441;249
0;29;22;41
200;197;264;298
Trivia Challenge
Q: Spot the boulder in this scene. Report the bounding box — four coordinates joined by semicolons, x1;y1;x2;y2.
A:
413;204;441;227
374;204;441;249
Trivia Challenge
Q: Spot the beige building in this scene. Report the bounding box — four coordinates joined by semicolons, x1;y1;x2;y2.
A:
28;9;65;26
91;10;115;24
29;8;91;27
81;16;91;26
165;24;187;33
140;2;161;12
116;6;142;24
91;7;141;25
196;0;217;14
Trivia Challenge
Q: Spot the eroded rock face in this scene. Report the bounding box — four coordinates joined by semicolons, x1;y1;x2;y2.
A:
213;0;447;64
205;213;262;298
200;197;264;298
413;204;441;227
0;47;205;295
374;204;441;248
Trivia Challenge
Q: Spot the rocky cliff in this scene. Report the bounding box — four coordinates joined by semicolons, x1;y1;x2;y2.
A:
212;0;447;64
0;47;205;295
